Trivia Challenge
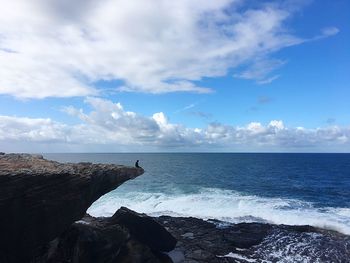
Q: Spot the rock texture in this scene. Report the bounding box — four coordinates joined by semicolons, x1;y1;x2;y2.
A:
45;209;176;263
46;215;129;263
2;153;349;263
112;207;177;252
155;216;350;263
0;154;144;262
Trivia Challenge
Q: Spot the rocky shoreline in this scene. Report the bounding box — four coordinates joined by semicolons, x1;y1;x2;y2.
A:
1;154;349;262
155;216;350;262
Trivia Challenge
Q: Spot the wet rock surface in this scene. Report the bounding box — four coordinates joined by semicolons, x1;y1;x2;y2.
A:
0;154;144;262
155;216;350;263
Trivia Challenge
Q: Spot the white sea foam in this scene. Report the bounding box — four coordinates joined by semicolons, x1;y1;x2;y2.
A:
217;252;257;262
88;187;350;235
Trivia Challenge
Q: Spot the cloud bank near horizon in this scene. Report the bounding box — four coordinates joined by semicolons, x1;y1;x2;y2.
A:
0;98;349;152
0;0;338;98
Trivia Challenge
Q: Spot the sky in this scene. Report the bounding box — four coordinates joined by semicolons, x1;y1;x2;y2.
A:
0;0;349;152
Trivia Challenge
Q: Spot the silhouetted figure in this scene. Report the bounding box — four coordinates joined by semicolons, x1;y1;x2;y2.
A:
135;160;141;168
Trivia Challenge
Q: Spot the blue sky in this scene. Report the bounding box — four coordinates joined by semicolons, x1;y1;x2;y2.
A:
0;0;349;152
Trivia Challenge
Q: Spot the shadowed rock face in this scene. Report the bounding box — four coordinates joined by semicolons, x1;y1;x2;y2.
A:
112;207;177;252
0;154;144;262
47;214;131;263
47;211;176;263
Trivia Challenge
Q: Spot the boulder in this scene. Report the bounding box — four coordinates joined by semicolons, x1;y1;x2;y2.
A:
111;207;177;252
45;214;173;263
46;215;129;263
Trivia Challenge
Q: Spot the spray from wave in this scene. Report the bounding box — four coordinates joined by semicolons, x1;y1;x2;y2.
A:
88;187;350;235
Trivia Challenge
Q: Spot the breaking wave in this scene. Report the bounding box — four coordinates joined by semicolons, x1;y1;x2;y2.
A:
88;187;350;235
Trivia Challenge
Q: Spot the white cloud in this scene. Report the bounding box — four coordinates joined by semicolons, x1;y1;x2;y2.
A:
246;122;265;134
234;58;285;83
321;27;340;37
64;97;161;144
175;102;198;113
308;26;340;42
0;116;68;142
0;0;336;98
256;75;280;85
1;98;350;152
268;120;284;130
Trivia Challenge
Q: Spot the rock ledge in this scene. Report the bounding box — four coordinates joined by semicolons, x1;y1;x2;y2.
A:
0;154;144;262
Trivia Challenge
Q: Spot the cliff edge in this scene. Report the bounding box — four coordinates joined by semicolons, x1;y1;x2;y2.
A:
0;153;144;262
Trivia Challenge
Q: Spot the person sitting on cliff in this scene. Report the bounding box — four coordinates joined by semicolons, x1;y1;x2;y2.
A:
135;160;141;168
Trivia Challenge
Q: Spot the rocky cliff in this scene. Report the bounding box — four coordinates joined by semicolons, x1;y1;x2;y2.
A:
1;153;349;263
0;154;147;262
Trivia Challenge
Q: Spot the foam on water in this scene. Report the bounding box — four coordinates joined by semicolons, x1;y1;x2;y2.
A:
88;187;350;235
217;252;257;262
250;229;350;262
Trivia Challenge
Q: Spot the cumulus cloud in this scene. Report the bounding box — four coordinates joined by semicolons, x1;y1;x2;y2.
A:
0;116;68;142
0;0;337;98
1;98;349;152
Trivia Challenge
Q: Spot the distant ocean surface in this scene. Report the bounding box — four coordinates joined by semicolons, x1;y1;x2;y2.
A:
44;153;350;235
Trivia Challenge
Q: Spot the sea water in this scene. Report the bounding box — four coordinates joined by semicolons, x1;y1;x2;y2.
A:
44;153;350;235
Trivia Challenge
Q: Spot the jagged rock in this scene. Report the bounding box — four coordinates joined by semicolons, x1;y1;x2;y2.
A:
0;154;144;263
116;237;171;263
155;216;350;263
3;153;348;263
45;215;129;263
111;207;177;252
45;214;173;263
222;222;273;248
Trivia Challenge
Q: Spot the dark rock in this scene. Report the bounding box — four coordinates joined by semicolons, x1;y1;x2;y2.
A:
111;207;177;252
43;214;172;263
116;238;169;263
2;153;349;263
167;250;185;263
223;222;273;248
0;154;144;263
155;216;350;263
45;215;129;263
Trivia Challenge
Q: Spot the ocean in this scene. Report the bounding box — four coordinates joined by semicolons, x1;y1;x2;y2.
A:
44;153;350;235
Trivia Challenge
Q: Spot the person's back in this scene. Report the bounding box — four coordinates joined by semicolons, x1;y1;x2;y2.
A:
135;160;140;168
